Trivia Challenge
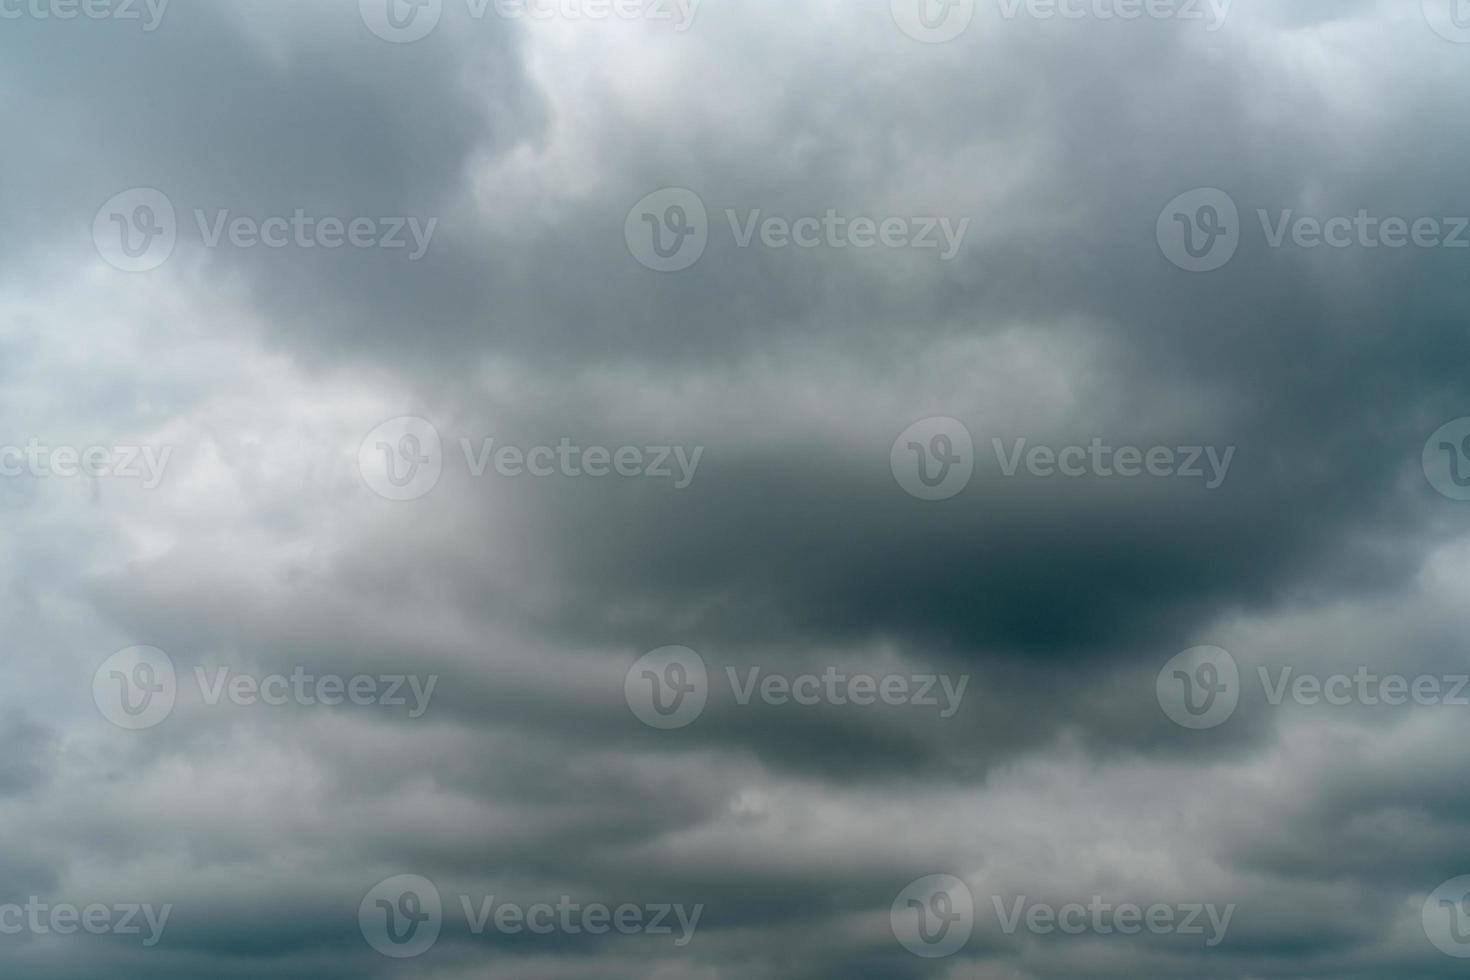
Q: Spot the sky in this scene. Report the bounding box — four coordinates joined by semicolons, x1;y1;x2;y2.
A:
4;0;1470;976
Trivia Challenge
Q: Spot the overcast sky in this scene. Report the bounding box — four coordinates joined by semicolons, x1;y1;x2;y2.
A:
4;0;1470;977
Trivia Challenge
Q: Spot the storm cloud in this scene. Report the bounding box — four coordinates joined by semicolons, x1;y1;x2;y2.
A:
2;0;1470;977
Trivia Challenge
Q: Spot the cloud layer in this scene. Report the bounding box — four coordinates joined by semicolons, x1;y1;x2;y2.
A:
4;0;1470;976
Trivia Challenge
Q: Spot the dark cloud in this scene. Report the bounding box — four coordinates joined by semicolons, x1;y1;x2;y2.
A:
1;0;1468;977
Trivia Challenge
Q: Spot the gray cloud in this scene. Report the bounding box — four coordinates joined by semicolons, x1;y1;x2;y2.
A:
1;0;1469;977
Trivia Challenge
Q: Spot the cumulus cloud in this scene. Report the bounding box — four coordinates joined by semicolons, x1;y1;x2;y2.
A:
2;0;1469;976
